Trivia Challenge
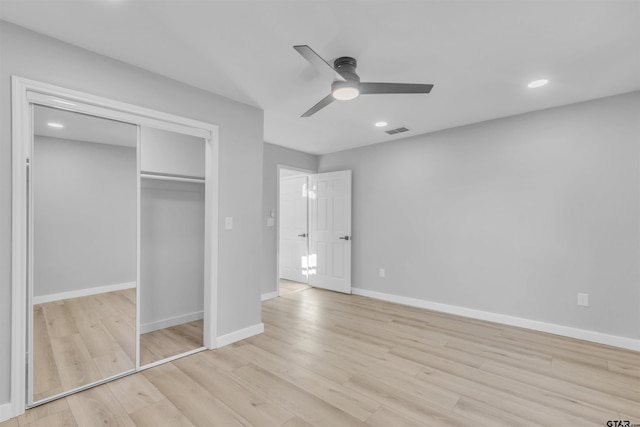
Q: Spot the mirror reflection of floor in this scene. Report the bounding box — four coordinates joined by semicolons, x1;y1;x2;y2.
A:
279;279;311;296
139;320;203;366
33;287;205;402
33;289;136;402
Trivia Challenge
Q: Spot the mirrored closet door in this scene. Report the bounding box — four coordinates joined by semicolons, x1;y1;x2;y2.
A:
30;105;138;404
21;81;216;409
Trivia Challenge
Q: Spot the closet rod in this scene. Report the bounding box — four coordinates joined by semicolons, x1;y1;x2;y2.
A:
140;172;205;184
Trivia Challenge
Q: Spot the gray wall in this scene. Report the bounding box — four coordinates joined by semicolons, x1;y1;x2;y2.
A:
319;91;640;340
0;21;264;404
141;179;204;327
261;143;318;296
33;136;137;297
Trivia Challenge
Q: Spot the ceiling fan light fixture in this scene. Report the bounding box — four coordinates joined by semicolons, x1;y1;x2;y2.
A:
331;81;359;101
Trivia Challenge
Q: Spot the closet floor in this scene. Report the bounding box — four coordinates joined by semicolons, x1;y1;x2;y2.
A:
32;289;136;402
140;320;204;366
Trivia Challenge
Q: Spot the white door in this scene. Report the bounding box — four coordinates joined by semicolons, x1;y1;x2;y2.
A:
308;170;352;294
279;175;309;283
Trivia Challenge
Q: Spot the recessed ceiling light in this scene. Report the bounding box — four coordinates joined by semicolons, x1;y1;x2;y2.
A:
528;79;549;88
47;122;64;129
375;121;388;127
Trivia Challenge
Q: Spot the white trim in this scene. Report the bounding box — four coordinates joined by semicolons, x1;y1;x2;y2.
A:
11;75;30;419
0;403;12;423
25;85;211;139
216;323;265;348
261;291;278;301
203;125;219;350
352;288;640;352
140;311;204;334
33;282;136;305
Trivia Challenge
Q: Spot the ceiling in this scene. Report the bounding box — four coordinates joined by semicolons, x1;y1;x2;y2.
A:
2;1;639;155
34;105;137;147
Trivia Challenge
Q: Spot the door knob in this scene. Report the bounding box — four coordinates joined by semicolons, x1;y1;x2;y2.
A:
339;236;350;241
298;233;307;237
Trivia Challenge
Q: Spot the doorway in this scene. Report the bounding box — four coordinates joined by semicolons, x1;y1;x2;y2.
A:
278;167;312;296
277;167;353;297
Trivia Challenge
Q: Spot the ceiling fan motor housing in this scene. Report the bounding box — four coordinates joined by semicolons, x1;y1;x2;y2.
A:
334;57;360;83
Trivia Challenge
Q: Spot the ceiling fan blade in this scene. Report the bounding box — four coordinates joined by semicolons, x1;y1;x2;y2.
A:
359;82;434;95
301;94;335;117
294;45;346;82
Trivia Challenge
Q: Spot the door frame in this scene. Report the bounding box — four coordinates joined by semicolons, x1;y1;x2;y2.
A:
10;76;219;417
275;165;315;297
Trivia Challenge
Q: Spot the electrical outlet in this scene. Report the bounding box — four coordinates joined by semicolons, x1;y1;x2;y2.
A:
577;293;589;307
379;268;385;278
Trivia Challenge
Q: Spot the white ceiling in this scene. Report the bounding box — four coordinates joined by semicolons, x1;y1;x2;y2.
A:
34;105;137;147
2;0;639;155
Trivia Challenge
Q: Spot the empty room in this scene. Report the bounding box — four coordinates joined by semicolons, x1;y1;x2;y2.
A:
1;1;639;426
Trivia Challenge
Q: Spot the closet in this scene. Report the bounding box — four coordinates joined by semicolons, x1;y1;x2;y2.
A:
14;79;218;408
139;127;206;365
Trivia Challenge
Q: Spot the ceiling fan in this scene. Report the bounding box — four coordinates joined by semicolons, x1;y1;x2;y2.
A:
294;45;434;117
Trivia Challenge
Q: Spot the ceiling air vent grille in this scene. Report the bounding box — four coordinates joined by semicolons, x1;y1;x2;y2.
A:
385;127;409;135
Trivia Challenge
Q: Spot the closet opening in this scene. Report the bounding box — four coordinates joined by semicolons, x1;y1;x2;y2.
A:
11;77;219;413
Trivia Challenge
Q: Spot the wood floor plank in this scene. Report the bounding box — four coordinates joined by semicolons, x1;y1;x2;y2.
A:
129;399;195;427
19;409;77;427
145;364;251;426
139;321;203;366
365;405;439;427
229;343;379;421
32;304;63;400
233;363;368;427
173;352;295;427
106;372;165;414
0;418;18;427
17;398;70;425
480;359;640;419
49;333;102;391
41;301;79;338
66;385;136;427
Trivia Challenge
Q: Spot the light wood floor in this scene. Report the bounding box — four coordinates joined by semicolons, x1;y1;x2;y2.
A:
8;287;639;426
140;320;204;365
32;289;137;402
33;289;204;402
279;279;311;296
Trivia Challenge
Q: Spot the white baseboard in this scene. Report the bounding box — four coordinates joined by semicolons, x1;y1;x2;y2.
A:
33;281;136;304
216;323;264;348
140;311;204;334
352;287;640;352
0;402;13;423
261;291;278;301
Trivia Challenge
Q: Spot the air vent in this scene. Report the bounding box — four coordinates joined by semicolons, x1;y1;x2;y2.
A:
385;127;409;135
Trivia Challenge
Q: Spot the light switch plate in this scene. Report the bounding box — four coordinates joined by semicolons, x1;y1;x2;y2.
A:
225;217;233;230
267;218;274;227
578;293;589;307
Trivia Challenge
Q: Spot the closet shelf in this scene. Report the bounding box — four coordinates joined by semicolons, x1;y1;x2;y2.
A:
140;172;205;184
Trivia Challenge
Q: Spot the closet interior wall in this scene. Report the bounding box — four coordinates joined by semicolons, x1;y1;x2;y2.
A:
139;126;206;366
